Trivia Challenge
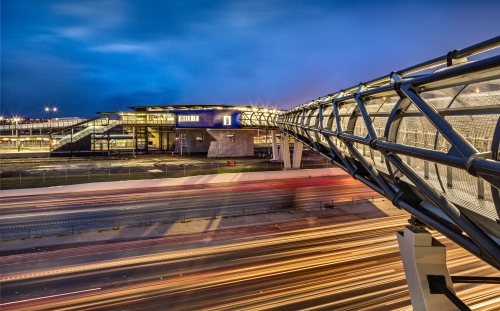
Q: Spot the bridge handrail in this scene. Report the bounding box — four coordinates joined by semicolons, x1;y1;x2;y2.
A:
276;36;500;270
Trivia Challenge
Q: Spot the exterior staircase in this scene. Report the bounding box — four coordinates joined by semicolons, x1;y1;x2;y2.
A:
52;119;120;151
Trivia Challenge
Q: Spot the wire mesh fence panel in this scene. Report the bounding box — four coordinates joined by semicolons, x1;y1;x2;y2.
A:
0;161;313;190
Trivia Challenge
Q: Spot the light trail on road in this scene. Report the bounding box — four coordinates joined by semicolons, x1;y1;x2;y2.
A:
2;176;498;310
1;215;499;310
0;175;379;237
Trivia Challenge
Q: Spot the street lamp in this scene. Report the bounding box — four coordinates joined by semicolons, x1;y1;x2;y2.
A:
45;107;57;121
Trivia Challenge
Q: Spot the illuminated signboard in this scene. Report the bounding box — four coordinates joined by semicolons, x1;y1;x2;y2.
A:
178;115;199;122
223;116;231;126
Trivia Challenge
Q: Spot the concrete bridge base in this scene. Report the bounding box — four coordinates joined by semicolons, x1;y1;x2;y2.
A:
397;224;458;311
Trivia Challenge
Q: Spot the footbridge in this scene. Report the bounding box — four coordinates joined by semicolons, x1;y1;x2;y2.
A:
242;36;500;310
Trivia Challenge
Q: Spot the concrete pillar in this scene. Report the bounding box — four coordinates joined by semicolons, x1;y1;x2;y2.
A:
292;140;303;169
271;130;280;161
396;226;457;311
281;133;291;170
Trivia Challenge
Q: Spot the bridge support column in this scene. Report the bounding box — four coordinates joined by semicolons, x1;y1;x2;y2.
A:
271;130;280;161
397;222;457;311
292;140;303;169
281;133;291;170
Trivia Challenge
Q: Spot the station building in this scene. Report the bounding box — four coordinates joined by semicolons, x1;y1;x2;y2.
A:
34;104;280;157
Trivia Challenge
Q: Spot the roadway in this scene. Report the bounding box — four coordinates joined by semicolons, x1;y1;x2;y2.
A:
0;176;377;238
1;176;499;310
1;216;499;310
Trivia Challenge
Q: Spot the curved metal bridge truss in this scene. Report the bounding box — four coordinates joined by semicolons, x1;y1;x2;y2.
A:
242;36;500;271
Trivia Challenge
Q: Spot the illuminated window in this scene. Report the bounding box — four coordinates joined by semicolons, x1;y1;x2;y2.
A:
196;133;204;142
223;116;231;126
178;115;199;122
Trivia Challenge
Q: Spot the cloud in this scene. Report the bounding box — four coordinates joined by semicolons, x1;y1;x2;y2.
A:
3;0;500;119
55;26;93;40
52;0;127;28
90;43;156;54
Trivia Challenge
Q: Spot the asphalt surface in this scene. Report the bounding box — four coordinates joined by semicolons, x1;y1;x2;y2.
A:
2;216;499;310
0;176;374;238
2;176;499;310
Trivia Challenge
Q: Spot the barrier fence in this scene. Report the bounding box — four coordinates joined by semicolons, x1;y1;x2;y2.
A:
0;160;334;190
0;193;380;240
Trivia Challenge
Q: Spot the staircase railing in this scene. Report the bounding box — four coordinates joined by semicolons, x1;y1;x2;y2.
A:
53;119;121;150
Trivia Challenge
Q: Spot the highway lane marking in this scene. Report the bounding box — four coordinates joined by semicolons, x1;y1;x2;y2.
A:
0;185;332;209
0;199;305;229
0;288;101;306
0;222;402;282
0;193;306;220
0;179;350;206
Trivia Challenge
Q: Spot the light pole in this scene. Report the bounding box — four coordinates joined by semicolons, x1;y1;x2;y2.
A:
45;107;57;150
13;117;20;149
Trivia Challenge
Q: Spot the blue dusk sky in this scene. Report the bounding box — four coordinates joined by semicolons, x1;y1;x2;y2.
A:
1;0;499;118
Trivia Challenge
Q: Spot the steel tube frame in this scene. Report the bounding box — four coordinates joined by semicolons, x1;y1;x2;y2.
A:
428;277;472;311
386;153;500;267
240;37;500;278
451;276;500;284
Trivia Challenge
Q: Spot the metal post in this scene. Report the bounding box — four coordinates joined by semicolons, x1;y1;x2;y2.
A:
447;166;453;188
478;178;485;200
166;166;168;177
129;168;131;179
19;173;21;184
132;126;136;157
109;169;111;180
201;165;202;174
